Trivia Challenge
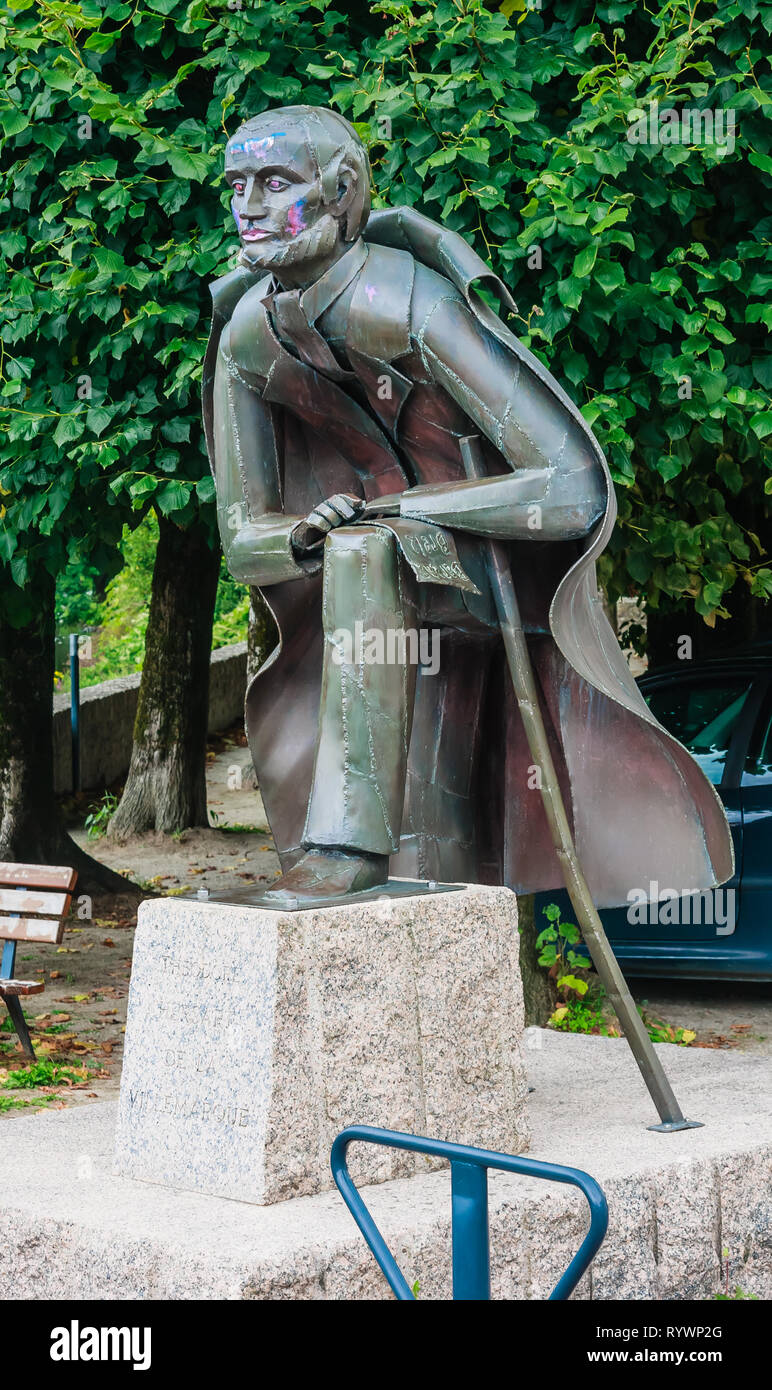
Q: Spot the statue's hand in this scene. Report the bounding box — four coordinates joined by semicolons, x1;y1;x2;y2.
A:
291;493;366;555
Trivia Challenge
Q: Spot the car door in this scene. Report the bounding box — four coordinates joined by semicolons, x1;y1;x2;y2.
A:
602;669;755;955
736;676;772;972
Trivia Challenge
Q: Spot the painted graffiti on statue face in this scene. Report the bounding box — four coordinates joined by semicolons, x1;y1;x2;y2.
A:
224;126;330;270
227;133;284;162
286;199;307;236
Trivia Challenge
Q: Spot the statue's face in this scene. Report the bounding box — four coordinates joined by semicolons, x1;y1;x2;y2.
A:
225;121;339;275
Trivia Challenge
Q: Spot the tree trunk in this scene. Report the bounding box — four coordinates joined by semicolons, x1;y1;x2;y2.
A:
109;516;221;836
517;893;558;1026
0;575;130;895
247;585;278;684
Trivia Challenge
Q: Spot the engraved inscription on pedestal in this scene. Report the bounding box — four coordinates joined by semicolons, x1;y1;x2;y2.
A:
114;920;279;1204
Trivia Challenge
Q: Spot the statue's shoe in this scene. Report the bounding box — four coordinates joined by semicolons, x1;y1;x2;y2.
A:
258;848;388;907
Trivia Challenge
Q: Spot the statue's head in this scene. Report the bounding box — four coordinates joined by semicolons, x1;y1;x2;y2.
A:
224;106;371;284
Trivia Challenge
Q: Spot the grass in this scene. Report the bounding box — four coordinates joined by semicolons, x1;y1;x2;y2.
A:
549;998;618;1036
0;1007;108;1117
641;1011;696;1046
1;1013;74;1039
207;811;265;833
548;994;698;1045
0;1059;93;1090
0;1095;56;1113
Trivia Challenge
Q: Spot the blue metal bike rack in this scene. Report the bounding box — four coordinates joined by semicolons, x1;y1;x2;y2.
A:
331;1125;609;1301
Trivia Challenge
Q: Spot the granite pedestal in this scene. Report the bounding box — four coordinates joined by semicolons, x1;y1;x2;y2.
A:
113;884;529;1205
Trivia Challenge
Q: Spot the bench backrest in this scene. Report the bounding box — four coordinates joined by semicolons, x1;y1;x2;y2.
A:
0;863;78;945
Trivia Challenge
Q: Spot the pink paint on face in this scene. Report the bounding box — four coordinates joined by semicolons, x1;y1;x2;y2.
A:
286;200;306;237
365;284;377;303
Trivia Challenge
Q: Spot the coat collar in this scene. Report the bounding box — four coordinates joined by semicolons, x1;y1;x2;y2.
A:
261;237;368;327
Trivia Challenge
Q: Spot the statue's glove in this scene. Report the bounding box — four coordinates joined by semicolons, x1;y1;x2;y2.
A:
291;493;366;556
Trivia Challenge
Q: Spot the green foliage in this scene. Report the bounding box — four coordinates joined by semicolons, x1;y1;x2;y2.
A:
74;513;159;687
640;1007;696;1045
539;904;697;1041
0;1094;55;1111
1;0;770;640
212;566;250;647
537;901;605;1031
716;1248;760;1298
0;0;365;626
54;555;103;633
536;901;590;993
84;789;118;838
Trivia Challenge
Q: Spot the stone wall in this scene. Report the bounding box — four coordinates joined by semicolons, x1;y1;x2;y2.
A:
53;642;248;794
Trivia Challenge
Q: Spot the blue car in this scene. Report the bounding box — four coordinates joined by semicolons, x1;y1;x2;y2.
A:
535;641;772;981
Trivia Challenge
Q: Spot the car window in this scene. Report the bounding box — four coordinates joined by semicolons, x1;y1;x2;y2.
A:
743;689;772;785
644;679;752;786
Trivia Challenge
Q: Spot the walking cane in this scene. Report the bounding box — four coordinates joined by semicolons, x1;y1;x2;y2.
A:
458;434;700;1132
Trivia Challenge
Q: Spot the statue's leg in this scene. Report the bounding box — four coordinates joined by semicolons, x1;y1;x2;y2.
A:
304;523;418;853
391;535;499;885
260;524;418;905
391;631;495;884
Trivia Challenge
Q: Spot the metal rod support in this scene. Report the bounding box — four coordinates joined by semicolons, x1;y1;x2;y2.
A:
459;436;699;1130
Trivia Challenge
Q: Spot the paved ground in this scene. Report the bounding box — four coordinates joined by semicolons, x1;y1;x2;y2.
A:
0;736;768;1117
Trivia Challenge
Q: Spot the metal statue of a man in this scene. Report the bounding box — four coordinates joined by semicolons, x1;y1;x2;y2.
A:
203;105;732;910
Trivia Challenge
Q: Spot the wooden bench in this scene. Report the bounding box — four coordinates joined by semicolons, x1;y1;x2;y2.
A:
0;863;78;1059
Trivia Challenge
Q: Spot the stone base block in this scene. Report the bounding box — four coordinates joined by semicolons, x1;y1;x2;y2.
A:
113;884;528;1205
